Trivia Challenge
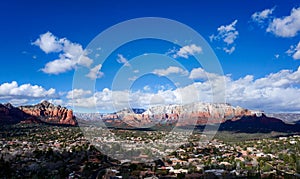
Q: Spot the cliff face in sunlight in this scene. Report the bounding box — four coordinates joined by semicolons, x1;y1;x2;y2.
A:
142;103;255;121
0;101;77;126
100;103;261;127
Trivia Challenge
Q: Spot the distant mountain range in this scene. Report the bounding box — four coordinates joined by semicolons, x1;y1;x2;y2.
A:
76;103;300;133
0;101;77;126
218;113;300;133
93;103;262;127
1;101;300;133
266;113;300;124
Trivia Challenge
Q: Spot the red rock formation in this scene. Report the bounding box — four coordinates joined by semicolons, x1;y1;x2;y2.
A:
18;101;77;126
103;103;261;127
20;117;41;124
0;101;77;126
0;103;27;124
0;104;16;124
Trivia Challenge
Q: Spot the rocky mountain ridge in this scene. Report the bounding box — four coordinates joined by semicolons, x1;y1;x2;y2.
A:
0;101;77;126
142;103;261;119
88;103;300;133
98;103;263;127
266;113;300;124
219;113;300;133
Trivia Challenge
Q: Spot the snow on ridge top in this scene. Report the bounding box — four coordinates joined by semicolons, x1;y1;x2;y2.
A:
142;102;244;115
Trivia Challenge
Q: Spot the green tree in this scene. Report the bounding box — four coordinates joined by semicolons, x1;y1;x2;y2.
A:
296;159;300;174
174;163;181;169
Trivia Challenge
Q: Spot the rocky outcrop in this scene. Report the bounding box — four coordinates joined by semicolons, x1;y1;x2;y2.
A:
19;101;77;126
0;103;24;124
101;103;262;127
219;113;300;133
137;103;257;125
0;101;77;126
142;103;255;121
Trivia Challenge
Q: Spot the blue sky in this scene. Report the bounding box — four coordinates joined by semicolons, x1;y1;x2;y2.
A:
1;0;300;112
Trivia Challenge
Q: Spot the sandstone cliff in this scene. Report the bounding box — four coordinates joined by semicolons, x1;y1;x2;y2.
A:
0;101;77;126
19;101;77;126
102;103;262;127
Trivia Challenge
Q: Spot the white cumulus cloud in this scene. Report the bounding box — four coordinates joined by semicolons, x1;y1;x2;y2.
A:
128;76;138;81
188;67;223;81
153;66;188;76
42;58;76;74
210;20;238;54
32;32;63;53
66;89;92;99
33;32;93;74
48;99;64;106
286;41;300;60
173;44;202;59
8;99;29;106
223;46;235;54
117;54;130;66
143;85;151;91
86;64;104;80
68;66;300;113
251;7;275;25
225;67;300;112
189;68;208;80
0;81;57;99
267;7;300;37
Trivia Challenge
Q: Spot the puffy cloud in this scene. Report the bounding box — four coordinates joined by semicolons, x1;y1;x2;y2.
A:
0;81;57;99
223;46;235;54
33;32;93;74
48;99;64;106
253;68;300;88
69;96;97;109
251;7;275;25
70;88;181;111
69;66;300;113
214;20;238;45
225;67;300;112
189;68;207;80
286;41;300;60
8;99;29;106
66;89;92;99
293;43;300;60
133;70;139;73
143;85;151;91
42;58;76;74
210;20;238;54
153;66;188;76
62;39;93;67
117;54;130;66
86;64;104;80
32;32;63;53
173;44;202;59
128;76;138;81
189;67;225;81
267;7;300;37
